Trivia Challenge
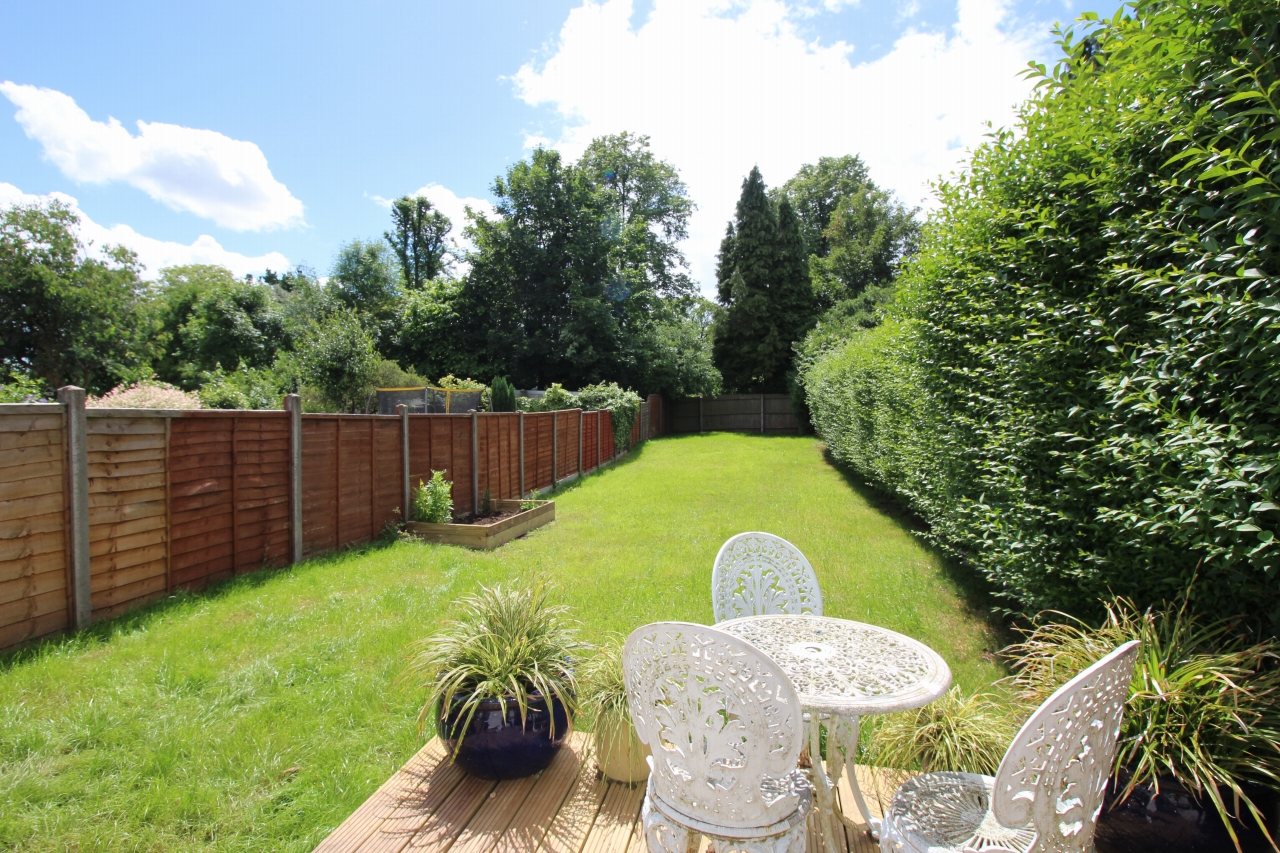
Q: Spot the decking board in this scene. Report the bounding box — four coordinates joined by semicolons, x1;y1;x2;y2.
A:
314;734;902;853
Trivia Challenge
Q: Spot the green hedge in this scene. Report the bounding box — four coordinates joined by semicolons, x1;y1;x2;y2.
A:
803;0;1280;632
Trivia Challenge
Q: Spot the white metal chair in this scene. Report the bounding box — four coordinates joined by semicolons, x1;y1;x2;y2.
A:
624;622;813;853
879;640;1140;853
711;532;822;623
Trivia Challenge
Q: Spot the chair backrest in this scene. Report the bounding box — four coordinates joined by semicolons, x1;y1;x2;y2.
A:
992;640;1140;851
711;532;822;623
623;622;806;829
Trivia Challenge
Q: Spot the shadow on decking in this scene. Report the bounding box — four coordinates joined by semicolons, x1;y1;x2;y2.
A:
313;733;905;853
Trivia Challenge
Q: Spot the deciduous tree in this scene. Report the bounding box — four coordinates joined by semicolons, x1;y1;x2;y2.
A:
0;201;155;392
384;195;451;289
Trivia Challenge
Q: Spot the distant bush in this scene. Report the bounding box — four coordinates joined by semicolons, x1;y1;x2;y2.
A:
489;376;516;412
802;0;1280;632
575;382;642;450
197;365;287;410
295;311;379;413
89;381;202;410
0;371;47;403
517;383;574;413
433;374;484;390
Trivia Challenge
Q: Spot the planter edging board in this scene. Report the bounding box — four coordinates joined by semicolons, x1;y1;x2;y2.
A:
407;500;554;550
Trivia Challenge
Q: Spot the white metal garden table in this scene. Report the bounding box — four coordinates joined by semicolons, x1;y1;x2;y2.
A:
717;614;952;851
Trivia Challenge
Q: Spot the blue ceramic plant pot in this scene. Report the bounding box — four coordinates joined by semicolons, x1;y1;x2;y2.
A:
438;694;572;780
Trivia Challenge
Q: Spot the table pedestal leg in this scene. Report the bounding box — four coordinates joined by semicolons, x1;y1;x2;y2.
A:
822;715;881;840
806;716;841;853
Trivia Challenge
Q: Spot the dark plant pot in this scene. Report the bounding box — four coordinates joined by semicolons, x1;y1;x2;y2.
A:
1096;769;1276;853
437;694;572;780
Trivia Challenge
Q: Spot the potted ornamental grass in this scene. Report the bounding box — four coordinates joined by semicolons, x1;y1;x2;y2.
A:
579;637;650;785
406;581;582;780
1004;598;1280;853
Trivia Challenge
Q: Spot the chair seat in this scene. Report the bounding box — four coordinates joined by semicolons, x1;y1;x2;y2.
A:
646;773;813;840
880;772;1036;853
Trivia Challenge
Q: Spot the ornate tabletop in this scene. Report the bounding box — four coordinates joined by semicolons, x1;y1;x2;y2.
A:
717;614;952;717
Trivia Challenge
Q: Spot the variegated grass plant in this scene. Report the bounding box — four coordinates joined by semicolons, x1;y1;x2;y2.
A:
1003;598;1280;852
578;637;643;773
405;581;583;755
865;687;1014;776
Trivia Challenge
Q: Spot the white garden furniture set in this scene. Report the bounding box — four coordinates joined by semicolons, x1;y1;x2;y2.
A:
623;532;1140;853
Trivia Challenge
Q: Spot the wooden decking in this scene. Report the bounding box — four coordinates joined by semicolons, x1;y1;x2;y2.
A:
314;734;907;853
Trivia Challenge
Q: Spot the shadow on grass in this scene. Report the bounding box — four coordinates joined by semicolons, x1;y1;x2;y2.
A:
815;444;1018;651
540;439;650;499
0;538;397;672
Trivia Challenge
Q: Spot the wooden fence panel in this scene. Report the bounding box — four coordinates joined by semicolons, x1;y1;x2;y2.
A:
601;411;615;461
302;418;338;558
226;413;291;575
169;415;234;589
373;419;403;532
583;411;598;472
86;415;168;619
0;408;69;649
555;410;578;480
477;414;520;504
524;412;553;492
337;418;373;549
667;395;797;434
407;414;472;516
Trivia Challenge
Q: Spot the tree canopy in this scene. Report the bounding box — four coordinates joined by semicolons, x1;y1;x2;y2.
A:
712;167;815;393
385;195;451;289
0;202;155;392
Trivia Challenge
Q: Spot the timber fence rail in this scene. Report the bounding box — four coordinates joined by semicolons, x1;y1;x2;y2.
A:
0;391;662;652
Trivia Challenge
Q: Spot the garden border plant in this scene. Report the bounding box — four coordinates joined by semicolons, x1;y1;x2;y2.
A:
1003;596;1280;851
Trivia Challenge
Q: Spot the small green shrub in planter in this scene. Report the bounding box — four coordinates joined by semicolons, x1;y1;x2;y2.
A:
405;582;583;780
412;470;453;523
865;687;1014;776
580;637;649;784
1004;599;1280;851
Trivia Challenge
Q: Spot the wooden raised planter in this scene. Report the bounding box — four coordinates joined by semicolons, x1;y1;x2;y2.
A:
407;500;554;550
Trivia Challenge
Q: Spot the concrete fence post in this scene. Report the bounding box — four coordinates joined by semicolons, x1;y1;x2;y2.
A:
552;411;559;487
398;404;410;523
518;411;525;497
57;386;90;629
761;394;765;434
578;409;583;477
471;411;479;515
284;394;302;563
596;410;601;471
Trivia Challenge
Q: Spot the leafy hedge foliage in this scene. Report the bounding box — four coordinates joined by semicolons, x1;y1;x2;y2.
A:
576;382;643;451
803;0;1280;631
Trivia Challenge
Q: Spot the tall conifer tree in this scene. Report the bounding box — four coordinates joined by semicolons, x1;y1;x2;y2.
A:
773;197;816;359
712;167;815;392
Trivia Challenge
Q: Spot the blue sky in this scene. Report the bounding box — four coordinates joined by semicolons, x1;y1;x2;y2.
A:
0;0;1111;292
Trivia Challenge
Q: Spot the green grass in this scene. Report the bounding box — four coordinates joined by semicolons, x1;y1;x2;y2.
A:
0;433;1007;852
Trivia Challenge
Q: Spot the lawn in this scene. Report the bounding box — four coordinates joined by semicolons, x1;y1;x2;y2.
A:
0;433;1007;853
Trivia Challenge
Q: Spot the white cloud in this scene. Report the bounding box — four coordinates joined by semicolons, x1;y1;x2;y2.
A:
513;0;1045;290
0;183;290;279
0;83;305;231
